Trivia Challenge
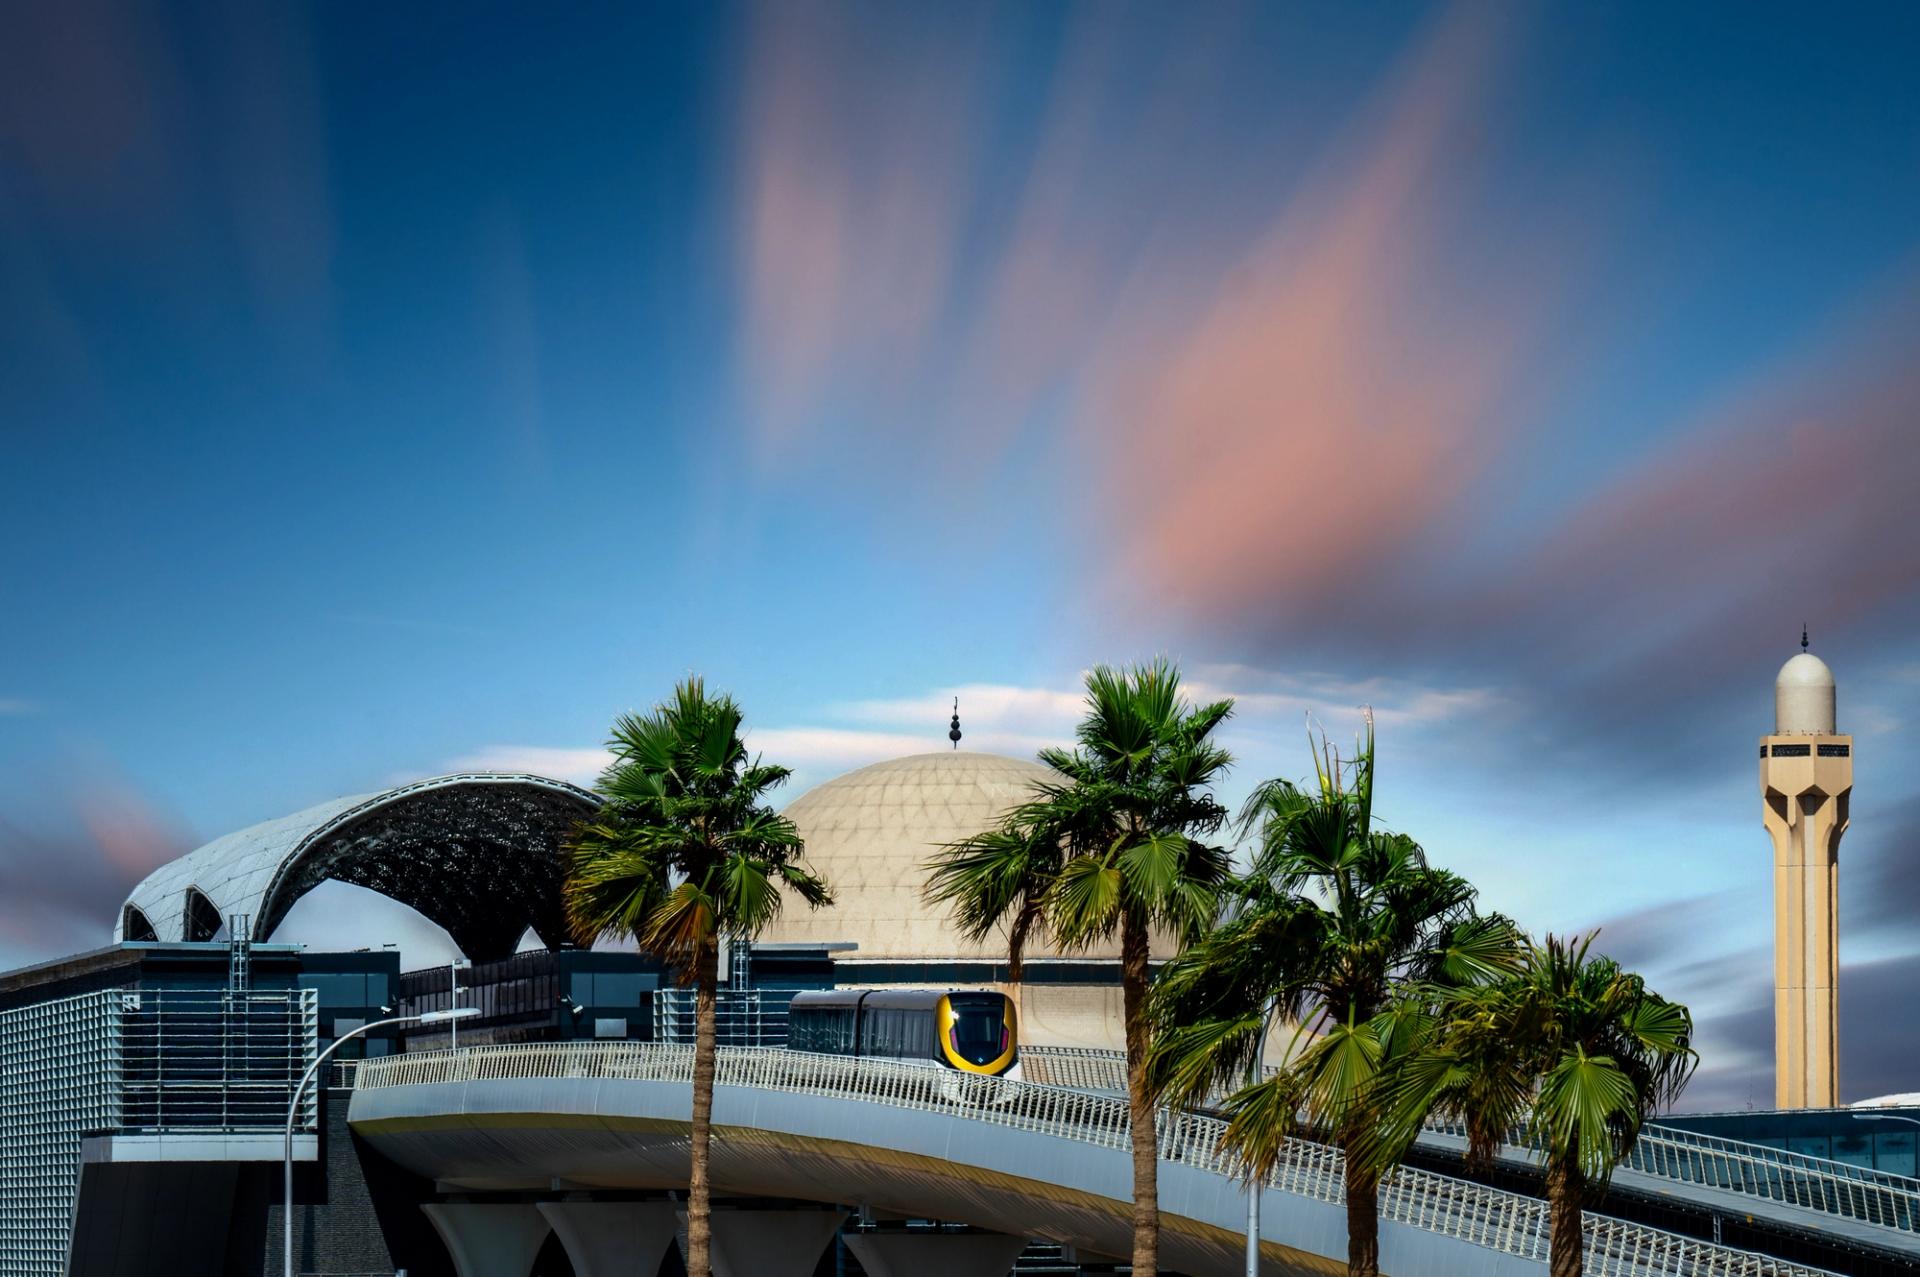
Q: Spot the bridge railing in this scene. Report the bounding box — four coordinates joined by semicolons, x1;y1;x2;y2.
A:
1029;1045;1920;1237
1420;1115;1920;1234
355;1043;1833;1277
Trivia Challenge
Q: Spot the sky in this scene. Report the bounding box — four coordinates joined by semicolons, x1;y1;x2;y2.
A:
3;0;1919;1111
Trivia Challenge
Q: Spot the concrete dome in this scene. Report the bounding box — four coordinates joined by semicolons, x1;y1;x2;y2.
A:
1775;651;1837;735
762;751;1119;961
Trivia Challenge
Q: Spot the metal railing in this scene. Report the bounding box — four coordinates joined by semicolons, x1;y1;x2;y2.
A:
355;1043;1834;1277
1618;1124;1918;1231
1420;1114;1920;1235
652;988;791;1048
118;988;319;1131
1021;1044;1282;1099
1031;1046;1920;1238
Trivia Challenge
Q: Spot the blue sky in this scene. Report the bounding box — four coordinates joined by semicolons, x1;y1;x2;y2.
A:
4;1;1919;1109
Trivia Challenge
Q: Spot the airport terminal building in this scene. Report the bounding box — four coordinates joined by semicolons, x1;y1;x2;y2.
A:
4;749;1917;1277
0;754;1149;1277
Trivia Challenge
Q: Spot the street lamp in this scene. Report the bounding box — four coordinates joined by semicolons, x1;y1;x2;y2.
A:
1853;1112;1920;1128
283;1007;478;1277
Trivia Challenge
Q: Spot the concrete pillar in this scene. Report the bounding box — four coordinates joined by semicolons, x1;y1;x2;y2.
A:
844;1232;1028;1277
678;1208;848;1277
422;1203;550;1277
538;1202;680;1277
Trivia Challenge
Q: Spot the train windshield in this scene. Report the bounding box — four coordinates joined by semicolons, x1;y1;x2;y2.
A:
948;1001;1009;1066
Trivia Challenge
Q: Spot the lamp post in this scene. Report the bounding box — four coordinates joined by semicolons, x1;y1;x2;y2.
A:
1246;995;1274;1277
283;1007;477;1277
1853;1112;1920;1128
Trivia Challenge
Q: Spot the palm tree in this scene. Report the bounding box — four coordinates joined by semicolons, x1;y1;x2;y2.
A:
926;659;1234;1277
1150;719;1518;1277
924;822;1062;986
1368;933;1695;1277
563;678;832;1277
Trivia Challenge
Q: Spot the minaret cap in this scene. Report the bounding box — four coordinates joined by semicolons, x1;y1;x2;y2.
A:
948;698;962;749
1774;635;1837;736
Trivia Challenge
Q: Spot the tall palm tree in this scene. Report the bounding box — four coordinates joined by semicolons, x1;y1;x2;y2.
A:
1368;933;1695;1277
924;822;1062;985
1150;720;1517;1277
927;659;1234;1277
563;678;832;1277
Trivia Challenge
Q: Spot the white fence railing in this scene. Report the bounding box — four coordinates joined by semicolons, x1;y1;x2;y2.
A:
1027;1046;1920;1236
1626;1124;1920;1232
355;1043;1836;1277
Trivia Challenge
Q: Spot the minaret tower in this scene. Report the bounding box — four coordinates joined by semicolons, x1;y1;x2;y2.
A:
1761;628;1851;1109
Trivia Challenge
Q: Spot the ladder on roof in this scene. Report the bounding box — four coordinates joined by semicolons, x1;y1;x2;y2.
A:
227;915;251;992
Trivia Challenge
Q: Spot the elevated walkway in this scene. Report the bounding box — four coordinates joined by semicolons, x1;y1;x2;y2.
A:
1023;1047;1920;1275
350;1044;1833;1277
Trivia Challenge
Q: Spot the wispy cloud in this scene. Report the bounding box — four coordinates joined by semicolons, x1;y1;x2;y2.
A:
732;3;995;460
1188;664;1503;733
0;766;190;968
440;746;613;788
0;699;39;716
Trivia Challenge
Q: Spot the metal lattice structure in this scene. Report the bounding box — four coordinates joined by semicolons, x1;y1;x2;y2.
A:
0;990;121;1277
117;774;600;960
0;987;317;1277
357;1043;1839;1277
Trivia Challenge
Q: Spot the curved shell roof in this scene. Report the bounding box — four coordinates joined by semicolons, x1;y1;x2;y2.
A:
118;773;600;960
761;750;1124;962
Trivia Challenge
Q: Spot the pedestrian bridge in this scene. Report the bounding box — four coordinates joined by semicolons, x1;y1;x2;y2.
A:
349;1044;1827;1277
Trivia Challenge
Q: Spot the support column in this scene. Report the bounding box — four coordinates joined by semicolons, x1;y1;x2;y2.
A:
679;1208;847;1277
538;1202;680;1277
422;1204;550;1277
844;1231;1029;1277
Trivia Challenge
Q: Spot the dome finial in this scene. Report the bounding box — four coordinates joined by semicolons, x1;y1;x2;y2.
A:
1801;623;1810;652
948;698;962;749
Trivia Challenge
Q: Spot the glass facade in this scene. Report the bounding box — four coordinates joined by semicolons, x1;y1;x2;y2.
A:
396;949;666;1047
1662;1109;1920;1178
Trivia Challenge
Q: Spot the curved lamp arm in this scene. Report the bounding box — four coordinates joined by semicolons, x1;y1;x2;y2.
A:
284;1007;476;1277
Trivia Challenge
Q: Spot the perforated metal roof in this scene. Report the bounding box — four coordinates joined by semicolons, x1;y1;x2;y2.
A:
117;773;600;960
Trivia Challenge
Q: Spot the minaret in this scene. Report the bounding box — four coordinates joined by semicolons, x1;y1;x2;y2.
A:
1761;629;1851;1109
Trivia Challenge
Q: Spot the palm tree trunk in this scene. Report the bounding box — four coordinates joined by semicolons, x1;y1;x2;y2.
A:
1341;1131;1380;1277
1545;1150;1584;1277
685;940;721;1277
1121;910;1158;1277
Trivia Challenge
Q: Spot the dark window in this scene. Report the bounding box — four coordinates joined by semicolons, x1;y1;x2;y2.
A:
1817;743;1850;757
122;905;159;942
1770;744;1811;757
594;973;644;1006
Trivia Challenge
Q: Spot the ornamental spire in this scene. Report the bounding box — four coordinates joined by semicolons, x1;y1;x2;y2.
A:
1802;623;1810;652
949;698;962;749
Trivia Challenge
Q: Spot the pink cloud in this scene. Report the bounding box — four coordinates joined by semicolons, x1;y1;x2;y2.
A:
0;766;190;965
1489;282;1920;676
732;6;990;459
1080;6;1576;623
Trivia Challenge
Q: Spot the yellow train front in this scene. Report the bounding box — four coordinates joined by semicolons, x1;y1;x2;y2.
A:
786;989;1018;1076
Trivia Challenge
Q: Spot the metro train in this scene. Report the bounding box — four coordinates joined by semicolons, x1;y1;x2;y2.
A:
786;988;1019;1076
